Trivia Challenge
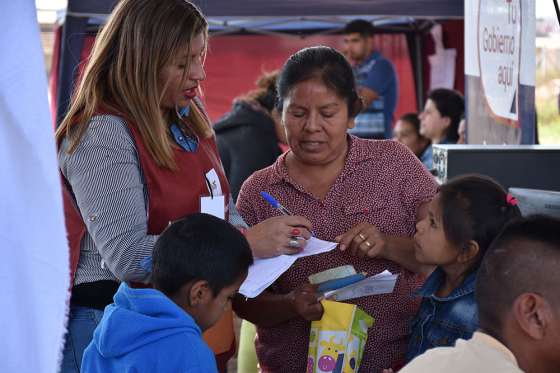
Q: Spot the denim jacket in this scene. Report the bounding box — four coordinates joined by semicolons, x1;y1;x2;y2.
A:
406;267;479;362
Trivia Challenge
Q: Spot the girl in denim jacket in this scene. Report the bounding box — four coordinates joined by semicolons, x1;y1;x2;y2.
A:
403;174;521;362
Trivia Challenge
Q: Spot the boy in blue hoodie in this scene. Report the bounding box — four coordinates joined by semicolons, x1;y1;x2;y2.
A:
81;213;254;373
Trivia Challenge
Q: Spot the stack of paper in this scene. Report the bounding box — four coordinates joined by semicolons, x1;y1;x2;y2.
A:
240;237;338;298
324;270;399;301
308;265;356;284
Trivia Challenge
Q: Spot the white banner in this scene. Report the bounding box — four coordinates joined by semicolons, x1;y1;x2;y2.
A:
0;1;70;372
478;0;521;121
465;0;536;144
465;0;480;76
428;24;457;90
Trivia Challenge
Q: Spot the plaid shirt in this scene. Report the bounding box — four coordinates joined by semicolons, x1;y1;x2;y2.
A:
349;51;398;139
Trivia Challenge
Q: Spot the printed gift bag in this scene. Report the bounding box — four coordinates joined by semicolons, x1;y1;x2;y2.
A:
307;300;374;373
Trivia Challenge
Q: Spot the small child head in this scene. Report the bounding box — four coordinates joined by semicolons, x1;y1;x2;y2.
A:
151;213;253;331
415;174;521;274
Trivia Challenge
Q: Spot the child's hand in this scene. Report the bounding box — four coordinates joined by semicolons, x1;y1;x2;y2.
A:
335;222;387;258
288;283;323;321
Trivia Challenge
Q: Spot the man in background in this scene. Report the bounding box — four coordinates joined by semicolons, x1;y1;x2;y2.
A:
343;19;398;139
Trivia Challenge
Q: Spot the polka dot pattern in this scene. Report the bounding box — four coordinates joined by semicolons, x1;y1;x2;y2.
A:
237;136;438;373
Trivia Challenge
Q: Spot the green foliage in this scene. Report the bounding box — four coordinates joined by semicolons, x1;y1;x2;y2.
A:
537;98;560;144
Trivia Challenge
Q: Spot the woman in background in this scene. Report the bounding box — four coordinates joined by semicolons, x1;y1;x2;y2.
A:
215;71;287;202
418;88;464;169
393;112;431;169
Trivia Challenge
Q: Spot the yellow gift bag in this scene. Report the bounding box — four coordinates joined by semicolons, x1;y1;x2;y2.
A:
307;300;374;373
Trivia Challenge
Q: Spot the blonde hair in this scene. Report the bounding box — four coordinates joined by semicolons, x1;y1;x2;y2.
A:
55;0;210;169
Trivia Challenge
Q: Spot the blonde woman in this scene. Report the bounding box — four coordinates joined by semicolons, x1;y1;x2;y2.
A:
55;1;312;372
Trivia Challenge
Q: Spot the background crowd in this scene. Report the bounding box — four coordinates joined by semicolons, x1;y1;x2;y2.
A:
53;1;559;373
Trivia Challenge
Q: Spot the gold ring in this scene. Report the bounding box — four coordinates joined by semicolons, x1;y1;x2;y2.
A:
364;241;372;248
358;233;366;241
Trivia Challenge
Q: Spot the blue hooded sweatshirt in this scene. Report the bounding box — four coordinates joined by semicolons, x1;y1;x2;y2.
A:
82;283;218;373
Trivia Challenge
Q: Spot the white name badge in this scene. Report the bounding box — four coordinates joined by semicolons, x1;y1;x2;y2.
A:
200;195;225;220
205;168;223;196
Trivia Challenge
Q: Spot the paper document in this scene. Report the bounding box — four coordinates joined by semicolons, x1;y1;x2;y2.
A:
240;237;338;298
324;270;398;301
428;24;456;90
429;49;457;90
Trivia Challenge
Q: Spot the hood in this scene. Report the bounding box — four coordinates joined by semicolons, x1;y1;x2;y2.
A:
213;101;274;133
91;283;200;359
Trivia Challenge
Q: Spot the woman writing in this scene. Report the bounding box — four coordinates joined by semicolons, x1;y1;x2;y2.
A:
234;46;438;372
55;1;311;372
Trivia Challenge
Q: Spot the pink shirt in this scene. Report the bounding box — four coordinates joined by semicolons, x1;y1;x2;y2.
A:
237;136;438;373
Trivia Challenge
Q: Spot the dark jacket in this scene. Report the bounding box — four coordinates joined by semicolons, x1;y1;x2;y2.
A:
215;101;282;202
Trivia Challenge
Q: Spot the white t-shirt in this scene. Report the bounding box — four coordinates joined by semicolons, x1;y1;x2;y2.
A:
400;332;524;373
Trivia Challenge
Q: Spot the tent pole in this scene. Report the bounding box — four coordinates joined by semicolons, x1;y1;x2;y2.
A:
414;32;424;111
55;15;86;127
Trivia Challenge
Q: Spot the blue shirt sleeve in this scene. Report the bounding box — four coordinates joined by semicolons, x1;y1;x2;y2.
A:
361;58;396;95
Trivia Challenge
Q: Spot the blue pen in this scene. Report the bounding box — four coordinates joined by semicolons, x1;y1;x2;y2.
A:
260;191;293;216
260;191;315;237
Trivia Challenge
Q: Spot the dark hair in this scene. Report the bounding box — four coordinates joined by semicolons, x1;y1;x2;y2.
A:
476;215;560;338
238;70;279;113
427;88;464;143
151;213;253;297
276;46;361;117
399;113;421;135
438;174;521;274
344;19;375;37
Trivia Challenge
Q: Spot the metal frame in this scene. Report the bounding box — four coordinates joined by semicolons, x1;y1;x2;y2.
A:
54;0;464;126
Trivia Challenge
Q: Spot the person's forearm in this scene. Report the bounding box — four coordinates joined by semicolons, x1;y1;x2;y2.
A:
383;236;434;277
357;86;379;109
233;291;297;328
62;116;156;283
243;227;265;258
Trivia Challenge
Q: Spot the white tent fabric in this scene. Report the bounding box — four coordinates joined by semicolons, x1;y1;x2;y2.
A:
0;1;70;372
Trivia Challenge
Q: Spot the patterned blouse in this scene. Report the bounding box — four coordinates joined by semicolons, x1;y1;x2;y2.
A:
237;136;438;373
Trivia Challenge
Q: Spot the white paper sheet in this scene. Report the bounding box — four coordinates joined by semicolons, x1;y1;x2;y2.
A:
240;237;338;298
200;195;225;219
428;23;457;90
324;270;399;301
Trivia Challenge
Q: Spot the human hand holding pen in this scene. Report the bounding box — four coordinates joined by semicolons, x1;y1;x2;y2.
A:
260;191;315;236
245;215;313;258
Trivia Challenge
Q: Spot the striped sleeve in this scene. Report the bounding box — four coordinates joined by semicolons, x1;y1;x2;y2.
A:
228;196;248;228
59;115;157;283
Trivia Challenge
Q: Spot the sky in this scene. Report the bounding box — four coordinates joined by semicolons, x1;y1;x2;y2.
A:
36;0;66;10
536;0;558;20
